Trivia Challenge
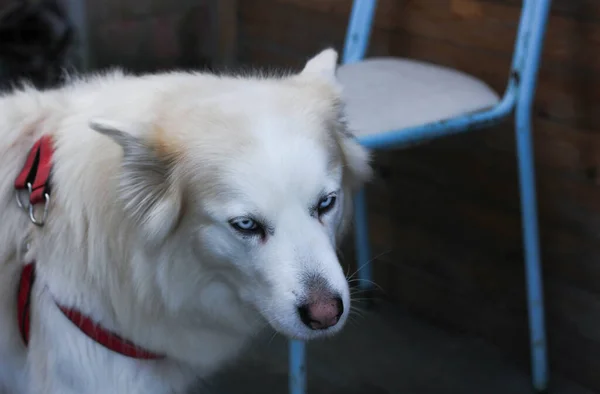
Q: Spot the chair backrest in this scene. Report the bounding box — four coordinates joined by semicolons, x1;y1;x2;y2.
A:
341;0;544;98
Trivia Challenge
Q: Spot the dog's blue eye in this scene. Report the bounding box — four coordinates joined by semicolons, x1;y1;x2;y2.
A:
317;194;337;215
230;217;261;234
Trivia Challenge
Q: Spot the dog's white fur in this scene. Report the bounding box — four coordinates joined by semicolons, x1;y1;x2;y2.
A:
0;49;371;393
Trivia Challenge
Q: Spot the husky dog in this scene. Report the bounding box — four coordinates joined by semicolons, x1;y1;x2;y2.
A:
0;48;371;393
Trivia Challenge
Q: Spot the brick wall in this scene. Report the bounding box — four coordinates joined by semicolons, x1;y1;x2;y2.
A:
86;0;213;73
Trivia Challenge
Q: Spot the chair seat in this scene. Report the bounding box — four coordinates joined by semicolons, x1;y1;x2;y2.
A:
336;57;501;137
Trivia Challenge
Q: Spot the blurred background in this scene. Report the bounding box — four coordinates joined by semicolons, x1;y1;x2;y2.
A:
1;1;598;393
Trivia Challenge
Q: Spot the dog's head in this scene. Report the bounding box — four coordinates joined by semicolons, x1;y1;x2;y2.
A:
91;49;371;340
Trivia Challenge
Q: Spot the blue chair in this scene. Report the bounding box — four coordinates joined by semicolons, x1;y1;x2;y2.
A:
289;1;552;393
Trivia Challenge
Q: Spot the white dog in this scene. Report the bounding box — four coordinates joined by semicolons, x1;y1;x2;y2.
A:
0;48;371;393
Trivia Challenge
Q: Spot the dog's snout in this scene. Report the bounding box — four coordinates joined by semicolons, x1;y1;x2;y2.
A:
298;296;343;330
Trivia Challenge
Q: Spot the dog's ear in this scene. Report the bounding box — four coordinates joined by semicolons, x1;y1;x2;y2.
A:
338;134;372;191
333;131;372;239
335;126;372;192
301;48;338;82
333;130;372;239
90;118;183;241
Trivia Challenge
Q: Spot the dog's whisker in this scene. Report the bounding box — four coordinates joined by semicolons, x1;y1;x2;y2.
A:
267;330;279;346
345;249;392;281
346;315;362;327
348;278;384;292
349;311;364;319
350;286;376;294
350;304;367;312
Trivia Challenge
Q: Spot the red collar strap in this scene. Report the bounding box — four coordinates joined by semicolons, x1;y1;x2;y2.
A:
14;135;54;226
14;135;54;205
17;263;165;360
15;137;165;360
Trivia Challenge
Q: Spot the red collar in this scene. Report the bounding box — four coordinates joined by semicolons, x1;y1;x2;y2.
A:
15;136;165;360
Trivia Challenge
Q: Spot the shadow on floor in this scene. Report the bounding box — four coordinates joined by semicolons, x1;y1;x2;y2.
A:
205;300;592;394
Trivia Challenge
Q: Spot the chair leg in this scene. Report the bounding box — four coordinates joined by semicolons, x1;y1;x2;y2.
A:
289;339;306;394
353;188;373;298
513;1;552;391
515;117;549;393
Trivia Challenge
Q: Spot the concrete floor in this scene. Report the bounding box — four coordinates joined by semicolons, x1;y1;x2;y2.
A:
205;301;592;394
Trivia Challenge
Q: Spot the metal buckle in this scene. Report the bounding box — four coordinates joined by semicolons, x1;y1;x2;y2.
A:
15;182;32;211
28;192;50;227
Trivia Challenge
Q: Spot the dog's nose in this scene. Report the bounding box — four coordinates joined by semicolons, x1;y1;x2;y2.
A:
298;296;343;330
